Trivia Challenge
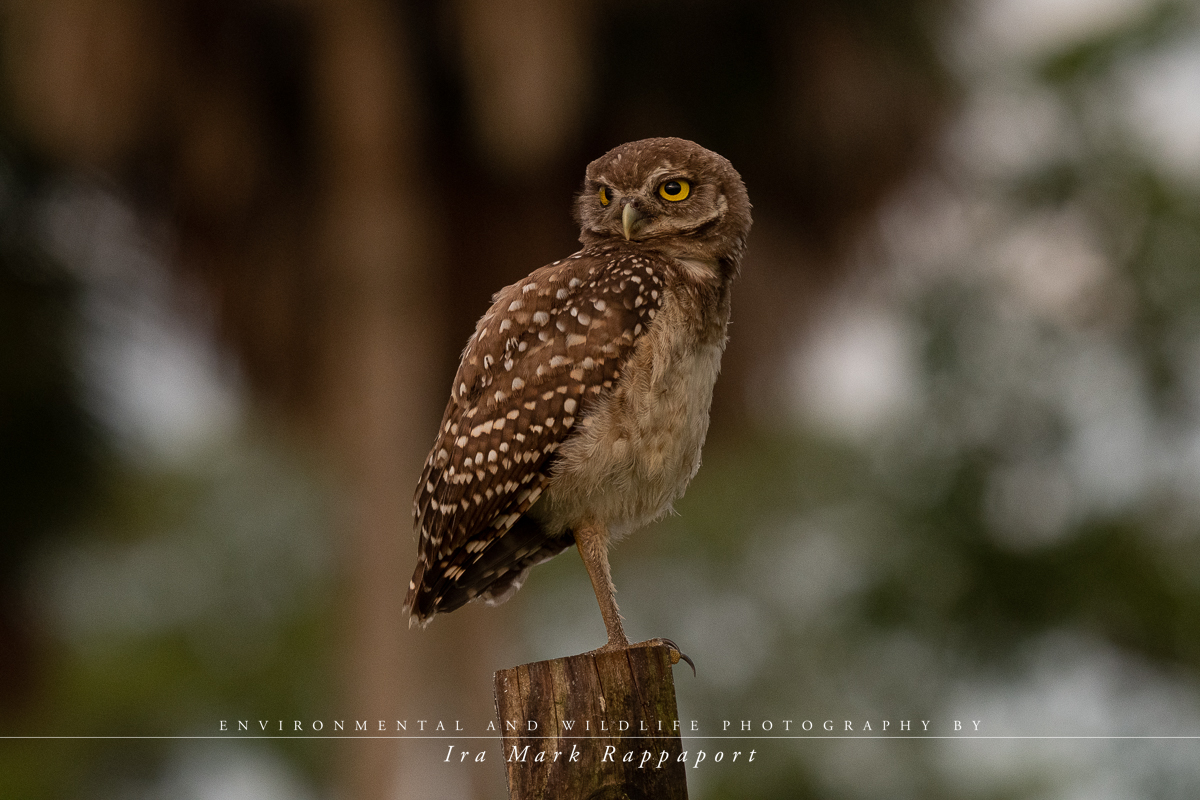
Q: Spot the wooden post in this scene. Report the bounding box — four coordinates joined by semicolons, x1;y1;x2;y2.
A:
493;642;689;800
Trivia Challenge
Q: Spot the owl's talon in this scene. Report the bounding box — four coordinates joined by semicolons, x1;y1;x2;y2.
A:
630;637;696;676
659;638;696;677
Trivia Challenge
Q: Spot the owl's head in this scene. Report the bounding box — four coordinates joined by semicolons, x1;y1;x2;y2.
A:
574;137;752;276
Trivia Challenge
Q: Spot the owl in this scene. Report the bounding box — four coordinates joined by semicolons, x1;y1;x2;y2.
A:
405;137;752;652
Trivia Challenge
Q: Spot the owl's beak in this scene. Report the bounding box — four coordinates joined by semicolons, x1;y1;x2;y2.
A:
622;203;644;241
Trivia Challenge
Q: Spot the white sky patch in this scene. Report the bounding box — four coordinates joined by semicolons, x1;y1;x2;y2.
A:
157;745;318;800
992;209;1110;320
1121;35;1200;186
81;290;242;459
37;182;242;463
790;299;920;441
947;81;1074;180
955;0;1153;67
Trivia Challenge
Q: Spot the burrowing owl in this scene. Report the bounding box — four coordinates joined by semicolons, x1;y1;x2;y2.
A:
405;137;752;652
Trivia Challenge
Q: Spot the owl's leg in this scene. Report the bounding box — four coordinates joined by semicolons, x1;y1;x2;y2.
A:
574;521;630;651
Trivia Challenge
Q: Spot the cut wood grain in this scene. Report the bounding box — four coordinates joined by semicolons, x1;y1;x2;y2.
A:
494;642;689;800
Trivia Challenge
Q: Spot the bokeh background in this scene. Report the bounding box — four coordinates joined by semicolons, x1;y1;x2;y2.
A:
3;0;1200;798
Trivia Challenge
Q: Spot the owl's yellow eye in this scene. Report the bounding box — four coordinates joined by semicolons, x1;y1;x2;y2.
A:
658;179;690;202
598;186;611;206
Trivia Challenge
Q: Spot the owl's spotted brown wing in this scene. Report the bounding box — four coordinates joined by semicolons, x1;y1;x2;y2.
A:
405;246;667;622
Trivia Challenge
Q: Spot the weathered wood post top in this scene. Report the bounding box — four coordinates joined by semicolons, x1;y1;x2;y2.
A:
494;642;689;800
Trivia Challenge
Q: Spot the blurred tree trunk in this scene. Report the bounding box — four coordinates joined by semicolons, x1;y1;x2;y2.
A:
308;2;436;798
309;4;520;798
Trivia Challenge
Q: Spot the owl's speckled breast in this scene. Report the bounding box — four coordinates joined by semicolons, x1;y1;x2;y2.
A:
535;269;729;540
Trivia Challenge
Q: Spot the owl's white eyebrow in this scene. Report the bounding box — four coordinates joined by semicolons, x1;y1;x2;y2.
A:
646;166;686;184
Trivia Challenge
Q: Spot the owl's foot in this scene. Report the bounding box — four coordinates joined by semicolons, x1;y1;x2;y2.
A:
585;631;632;656
584;637;694;674
630;637;696;676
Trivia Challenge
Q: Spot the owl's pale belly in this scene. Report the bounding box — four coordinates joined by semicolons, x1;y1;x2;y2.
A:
535;282;727;541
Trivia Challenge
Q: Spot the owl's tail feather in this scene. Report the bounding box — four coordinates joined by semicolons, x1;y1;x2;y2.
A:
404;515;574;627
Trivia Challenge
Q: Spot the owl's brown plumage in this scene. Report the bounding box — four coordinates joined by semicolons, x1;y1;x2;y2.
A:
406;138;751;649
